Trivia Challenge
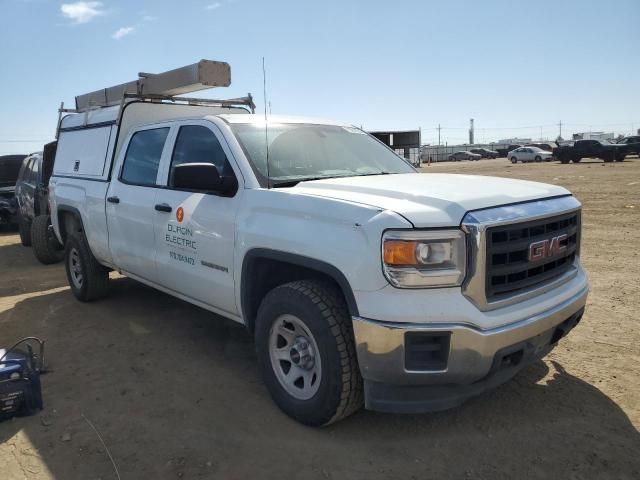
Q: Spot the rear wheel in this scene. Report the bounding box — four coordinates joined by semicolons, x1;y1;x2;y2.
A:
510;157;518;163
255;280;363;426
64;234;110;301
18;213;32;247
31;215;64;264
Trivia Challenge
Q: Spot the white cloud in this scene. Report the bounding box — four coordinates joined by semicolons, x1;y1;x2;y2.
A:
60;1;106;24
142;15;156;22
205;2;222;10
112;26;134;40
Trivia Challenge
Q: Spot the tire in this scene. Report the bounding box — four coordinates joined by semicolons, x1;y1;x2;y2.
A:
255;280;363;426
535;156;542;162
64;234;109;301
572;157;581;163
560;156;570;164
510;157;517;163
31;215;64;264
18;213;32;247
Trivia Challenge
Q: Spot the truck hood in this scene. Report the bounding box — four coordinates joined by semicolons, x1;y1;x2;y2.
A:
293;173;570;227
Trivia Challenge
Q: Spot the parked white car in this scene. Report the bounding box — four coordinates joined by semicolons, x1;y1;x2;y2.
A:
508;146;554;163
49;61;589;426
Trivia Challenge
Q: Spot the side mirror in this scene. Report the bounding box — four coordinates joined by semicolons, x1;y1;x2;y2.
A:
171;163;237;196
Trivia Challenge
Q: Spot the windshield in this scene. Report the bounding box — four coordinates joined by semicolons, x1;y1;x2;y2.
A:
230;123;415;186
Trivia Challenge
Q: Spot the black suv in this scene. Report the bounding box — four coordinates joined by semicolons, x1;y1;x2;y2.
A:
0;154;26;228
494;144;522;158
15;141;63;264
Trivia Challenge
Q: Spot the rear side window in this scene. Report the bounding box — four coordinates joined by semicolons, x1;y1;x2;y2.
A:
18;157;33;183
121;127;170;186
169;125;232;187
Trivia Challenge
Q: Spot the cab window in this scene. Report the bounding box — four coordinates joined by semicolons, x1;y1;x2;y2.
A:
121;127;170;186
169;125;233;188
29;157;40;184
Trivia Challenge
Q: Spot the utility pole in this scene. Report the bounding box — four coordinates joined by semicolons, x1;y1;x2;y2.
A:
437;124;441;146
558;120;562;140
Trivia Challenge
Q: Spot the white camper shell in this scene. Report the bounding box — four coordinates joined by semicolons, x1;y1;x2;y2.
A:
54;102;252;181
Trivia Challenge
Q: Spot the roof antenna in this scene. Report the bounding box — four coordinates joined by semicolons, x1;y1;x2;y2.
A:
262;57;271;188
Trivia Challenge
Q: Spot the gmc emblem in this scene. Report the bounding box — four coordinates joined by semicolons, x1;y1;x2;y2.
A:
529;234;568;262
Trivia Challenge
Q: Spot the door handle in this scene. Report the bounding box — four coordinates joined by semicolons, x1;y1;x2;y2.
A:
107;196;120;204
155;203;172;213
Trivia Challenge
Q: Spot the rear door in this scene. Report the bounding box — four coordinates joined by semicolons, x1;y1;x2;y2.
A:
106;124;171;281
152;120;242;316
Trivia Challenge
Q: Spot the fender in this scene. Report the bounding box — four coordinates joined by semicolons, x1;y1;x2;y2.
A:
56;204;84;243
241;248;360;330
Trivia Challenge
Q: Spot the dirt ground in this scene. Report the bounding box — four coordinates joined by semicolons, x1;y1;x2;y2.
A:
1;158;639;480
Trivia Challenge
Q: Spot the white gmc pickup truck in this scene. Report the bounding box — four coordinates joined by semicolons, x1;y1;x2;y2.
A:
49;96;588;426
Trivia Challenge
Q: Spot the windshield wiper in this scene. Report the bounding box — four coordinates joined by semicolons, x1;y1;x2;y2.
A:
272;176;334;188
271;171;391;188
355;171;391;177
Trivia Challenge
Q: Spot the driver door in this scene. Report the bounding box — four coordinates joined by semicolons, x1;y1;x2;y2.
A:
152;120;242;316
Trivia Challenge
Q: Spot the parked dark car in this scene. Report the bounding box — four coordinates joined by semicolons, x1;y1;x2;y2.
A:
616;136;640;156
0;154;26;227
470;148;498;159
526;142;558;156
494;144;522;157
448;150;482;161
555;139;626;163
15;141;63;263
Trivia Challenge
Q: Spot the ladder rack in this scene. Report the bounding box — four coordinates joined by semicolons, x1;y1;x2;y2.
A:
56;60;256;138
74;59;233;111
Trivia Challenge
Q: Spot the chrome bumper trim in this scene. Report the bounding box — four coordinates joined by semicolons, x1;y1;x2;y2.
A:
352;283;588;386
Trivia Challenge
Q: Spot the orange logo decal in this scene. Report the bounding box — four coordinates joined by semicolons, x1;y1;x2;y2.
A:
176;207;184;223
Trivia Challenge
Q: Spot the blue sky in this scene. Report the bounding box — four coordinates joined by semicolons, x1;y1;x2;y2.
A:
1;0;639;154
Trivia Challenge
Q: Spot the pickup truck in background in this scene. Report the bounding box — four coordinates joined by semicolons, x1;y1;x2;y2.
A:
48;61;589;426
555;139;627;163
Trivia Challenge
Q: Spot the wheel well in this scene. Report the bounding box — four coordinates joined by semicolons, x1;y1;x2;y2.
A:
241;251;359;333
57;208;84;244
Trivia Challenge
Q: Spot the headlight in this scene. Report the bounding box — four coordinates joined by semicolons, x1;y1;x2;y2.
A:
382;230;466;288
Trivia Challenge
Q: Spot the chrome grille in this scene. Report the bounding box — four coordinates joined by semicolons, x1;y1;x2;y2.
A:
485;211;579;299
462;196;582;311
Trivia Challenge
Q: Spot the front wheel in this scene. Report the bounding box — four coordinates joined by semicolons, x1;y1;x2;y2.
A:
255;280;363;426
535;156;542;162
64;234;110;301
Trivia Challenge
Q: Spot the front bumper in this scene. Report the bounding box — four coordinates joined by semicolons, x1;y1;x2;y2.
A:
352;284;588;413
